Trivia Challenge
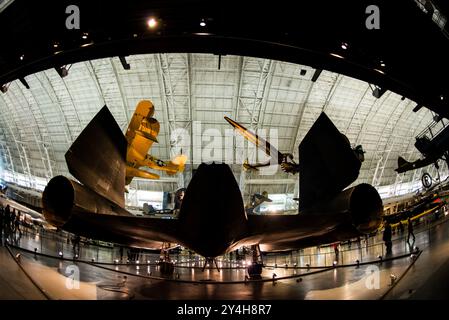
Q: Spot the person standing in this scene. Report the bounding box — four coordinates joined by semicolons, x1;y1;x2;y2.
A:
383;221;393;254
72;234;81;258
119;246;124;261
399;221;404;234
15;211;21;238
332;242;340;261
4;205;10;244
407;217;415;243
0;205;4;246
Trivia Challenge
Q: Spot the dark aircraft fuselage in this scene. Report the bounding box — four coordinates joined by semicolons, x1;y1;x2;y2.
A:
43;163;382;258
42;107;382;258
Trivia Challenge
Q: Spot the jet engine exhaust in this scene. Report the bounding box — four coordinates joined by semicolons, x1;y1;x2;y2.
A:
42;175;74;227
305;183;383;235
348;183;383;233
42;175;130;228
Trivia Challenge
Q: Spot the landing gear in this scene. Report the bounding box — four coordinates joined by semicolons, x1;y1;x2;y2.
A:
158;242;174;275
247;245;263;279
202;257;220;272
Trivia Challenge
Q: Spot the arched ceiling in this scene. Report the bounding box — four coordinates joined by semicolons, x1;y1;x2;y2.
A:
0;0;448;118
0;53;442;196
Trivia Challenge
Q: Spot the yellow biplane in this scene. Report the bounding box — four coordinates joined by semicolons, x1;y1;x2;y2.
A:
125;100;187;184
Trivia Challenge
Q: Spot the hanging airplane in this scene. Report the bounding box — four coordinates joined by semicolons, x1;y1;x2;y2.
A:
224;116;300;174
42;103;382;272
395;156;438;174
125;100;187;184
395;119;449;174
224;116;366;174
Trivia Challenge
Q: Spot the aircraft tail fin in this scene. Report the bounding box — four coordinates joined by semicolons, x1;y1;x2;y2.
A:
65;106;127;207
298;112;361;209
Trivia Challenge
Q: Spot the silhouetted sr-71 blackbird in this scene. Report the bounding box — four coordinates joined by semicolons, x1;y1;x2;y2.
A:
42;106;382;258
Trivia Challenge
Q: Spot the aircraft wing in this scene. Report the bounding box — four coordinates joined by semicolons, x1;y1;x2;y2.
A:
44;104;186;251
239;182;382;252
243;214;361;251
62;213;182;250
125;100;159;163
395;156;436;173
235;112;381;252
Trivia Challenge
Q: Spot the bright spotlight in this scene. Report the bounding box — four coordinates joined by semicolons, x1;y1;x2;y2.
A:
341;42;348;50
200;19;206;27
147;17;158;29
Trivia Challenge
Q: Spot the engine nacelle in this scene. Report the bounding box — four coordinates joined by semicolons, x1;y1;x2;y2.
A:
300;183;383;238
42;175;129;227
347;183;383;233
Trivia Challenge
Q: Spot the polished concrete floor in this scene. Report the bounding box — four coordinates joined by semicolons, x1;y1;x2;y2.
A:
0;214;448;299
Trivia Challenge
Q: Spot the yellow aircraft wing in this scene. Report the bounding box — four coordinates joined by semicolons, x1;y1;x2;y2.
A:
125;100;187;184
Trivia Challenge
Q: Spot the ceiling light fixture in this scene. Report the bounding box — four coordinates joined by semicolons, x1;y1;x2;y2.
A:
330;53;344;59
56;65;71;78
147;17;158;29
374;68;385;75
371;84;386;99
0;84;9;93
119;56;131;70
311;69;322;82
19;78;30;89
